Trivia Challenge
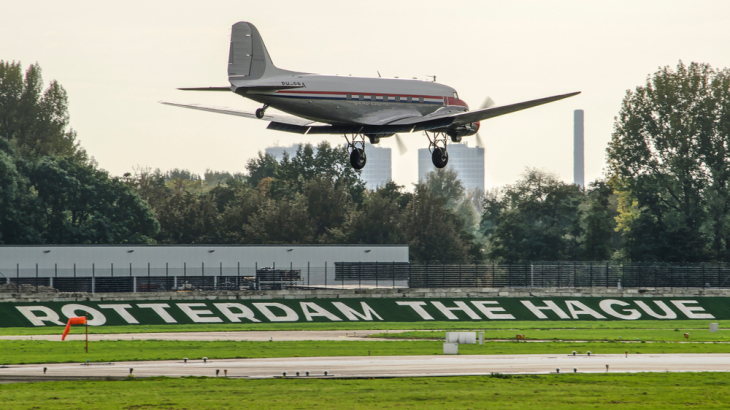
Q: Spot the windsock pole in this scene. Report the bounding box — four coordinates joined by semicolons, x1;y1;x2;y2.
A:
85;314;88;353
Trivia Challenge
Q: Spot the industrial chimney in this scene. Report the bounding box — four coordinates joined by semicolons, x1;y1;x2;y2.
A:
574;110;584;188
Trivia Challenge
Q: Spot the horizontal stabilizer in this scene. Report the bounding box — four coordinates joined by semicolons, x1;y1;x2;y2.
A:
178;87;231;91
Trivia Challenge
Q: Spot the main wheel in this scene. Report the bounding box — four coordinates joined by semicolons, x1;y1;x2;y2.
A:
255;108;265;119
350;148;367;169
432;147;449;168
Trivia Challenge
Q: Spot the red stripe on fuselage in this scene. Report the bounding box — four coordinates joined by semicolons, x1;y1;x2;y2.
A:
276;90;445;100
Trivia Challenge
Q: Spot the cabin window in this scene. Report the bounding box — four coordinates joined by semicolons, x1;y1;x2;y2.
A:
371;95;376;101
419;97;424;103
395;96;400;102
359;94;364;101
407;96;412;103
383;95;388;102
453;92;458;99
346;94;352;100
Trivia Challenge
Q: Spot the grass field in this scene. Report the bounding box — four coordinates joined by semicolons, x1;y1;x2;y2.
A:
372;328;730;342
1;372;728;409
2;338;730;365
0;320;725;336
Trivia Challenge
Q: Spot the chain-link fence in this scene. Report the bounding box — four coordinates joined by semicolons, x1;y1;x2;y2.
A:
2;261;730;293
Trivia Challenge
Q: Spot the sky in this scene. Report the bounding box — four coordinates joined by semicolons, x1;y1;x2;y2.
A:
2;1;730;190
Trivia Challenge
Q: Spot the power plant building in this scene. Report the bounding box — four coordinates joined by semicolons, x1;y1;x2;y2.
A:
417;142;485;193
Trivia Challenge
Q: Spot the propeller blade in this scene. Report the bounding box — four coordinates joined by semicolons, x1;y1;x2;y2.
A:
481;96;496;110
395;134;408;156
475;132;485;148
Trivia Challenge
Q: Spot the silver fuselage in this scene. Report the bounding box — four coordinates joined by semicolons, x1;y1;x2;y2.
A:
234;75;469;126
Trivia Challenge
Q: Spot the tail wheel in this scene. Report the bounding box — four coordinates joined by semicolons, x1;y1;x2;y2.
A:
432;147;449;168
350;148;367;169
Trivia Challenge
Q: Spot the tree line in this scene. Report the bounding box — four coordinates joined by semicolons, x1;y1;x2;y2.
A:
1;60;729;262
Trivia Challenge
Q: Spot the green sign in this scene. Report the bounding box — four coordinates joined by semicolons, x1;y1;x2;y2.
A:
1;297;728;327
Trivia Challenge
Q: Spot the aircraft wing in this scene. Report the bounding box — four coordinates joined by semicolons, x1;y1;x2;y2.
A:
388;91;581;127
159;102;318;127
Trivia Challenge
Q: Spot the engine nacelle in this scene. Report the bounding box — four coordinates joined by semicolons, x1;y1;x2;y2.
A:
447;122;480;142
365;133;394;144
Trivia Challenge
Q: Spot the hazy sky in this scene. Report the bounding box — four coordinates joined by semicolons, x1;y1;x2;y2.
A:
3;1;729;189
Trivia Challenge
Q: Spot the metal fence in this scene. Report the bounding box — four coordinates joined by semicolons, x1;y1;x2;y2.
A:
2;261;730;293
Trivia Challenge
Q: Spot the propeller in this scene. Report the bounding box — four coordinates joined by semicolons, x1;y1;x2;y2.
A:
474;96;495;148
394;134;408;156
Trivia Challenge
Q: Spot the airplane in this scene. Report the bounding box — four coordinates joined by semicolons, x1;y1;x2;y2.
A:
162;21;580;170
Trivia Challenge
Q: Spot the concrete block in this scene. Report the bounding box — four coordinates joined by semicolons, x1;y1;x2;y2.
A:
710;323;719;333
446;332;476;344
443;342;459;355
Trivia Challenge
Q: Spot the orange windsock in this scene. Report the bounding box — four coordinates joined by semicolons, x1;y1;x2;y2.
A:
61;316;87;341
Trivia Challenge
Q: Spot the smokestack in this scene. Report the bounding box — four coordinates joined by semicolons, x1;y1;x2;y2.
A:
574;109;584;187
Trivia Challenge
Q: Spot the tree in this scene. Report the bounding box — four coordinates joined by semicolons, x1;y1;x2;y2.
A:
483;169;584;262
348;182;408;244
402;184;478;262
245;152;279;188
0;61;84;160
581;180;621;260
28;156;159;244
0;143;42;243
423;168;465;208
607;61;730;261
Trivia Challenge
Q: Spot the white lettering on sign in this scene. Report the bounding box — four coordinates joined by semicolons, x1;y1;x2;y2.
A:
331;302;383;321
214;303;260;323
396;301;434;320
16;306;65;326
177;303;223;323
599;300;641;320
431;301;481;320
300;302;342;322
633;300;677;319
671;300;715;319
137;303;178;323
565;300;606;319
471;301;516;320
61;304;107;326
520;300;570;319
252;303;299;322
98;304;139;324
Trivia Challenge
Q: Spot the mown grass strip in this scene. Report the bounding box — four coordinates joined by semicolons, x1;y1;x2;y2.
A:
372;328;730;342
0;372;729;409
2;339;729;365
0;320;724;336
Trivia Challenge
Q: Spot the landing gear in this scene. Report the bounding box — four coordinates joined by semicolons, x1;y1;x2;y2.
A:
344;133;367;170
425;131;449;168
255;104;269;119
432;147;449;168
350;148;367;169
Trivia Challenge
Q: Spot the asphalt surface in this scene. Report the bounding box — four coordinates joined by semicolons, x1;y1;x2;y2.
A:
1;354;729;382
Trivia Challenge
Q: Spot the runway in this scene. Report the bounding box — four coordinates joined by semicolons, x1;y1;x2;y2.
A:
1;354;729;382
0;330;396;342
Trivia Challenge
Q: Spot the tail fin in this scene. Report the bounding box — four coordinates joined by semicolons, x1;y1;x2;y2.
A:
228;21;290;80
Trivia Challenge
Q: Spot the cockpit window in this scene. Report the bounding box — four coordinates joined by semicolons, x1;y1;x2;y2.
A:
453;92;459;99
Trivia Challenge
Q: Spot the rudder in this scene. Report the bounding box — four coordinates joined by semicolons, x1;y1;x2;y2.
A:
228;21;280;80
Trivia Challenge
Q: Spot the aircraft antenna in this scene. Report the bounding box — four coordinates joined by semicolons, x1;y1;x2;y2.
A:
427;75;436;82
377;71;381;78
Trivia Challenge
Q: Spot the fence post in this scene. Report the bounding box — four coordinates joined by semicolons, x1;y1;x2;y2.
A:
166;262;169;290
589;262;593;288
393;261;396;288
307;262;310;288
605;262;609;288
255;262;259;290
16;263;19;290
340;261;344;289
702;263;705;288
325;262;327;289
508;263;512;288
237;262;240;289
111;262;114;278
719;265;722;289
148;263;151;292
35;263;38;293
92;263;95;294
459;263;462;288
376;261;379;289
670;265;673;289
202;262;205;291
358;261;362;289
74;263;77;292
220;262;223;291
